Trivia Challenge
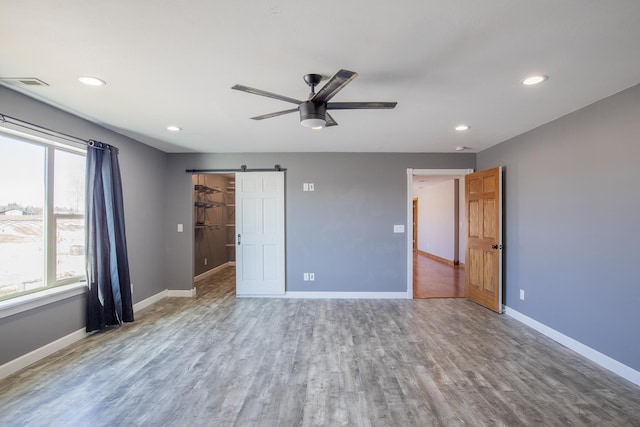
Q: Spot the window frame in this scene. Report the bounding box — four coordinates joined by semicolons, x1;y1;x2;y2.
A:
0;128;86;303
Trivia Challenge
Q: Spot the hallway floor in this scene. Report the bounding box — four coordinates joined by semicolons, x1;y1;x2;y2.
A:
413;251;465;299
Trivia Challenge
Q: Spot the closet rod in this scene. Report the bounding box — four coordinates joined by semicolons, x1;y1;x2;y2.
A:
0;113;114;151
186;165;286;173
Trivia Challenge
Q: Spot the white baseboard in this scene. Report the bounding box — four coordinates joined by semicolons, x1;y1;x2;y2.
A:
505;306;640;387
0;328;87;381
284;291;408;299
133;290;168;312
135;287;196;304
194;262;233;281
167;288;196;298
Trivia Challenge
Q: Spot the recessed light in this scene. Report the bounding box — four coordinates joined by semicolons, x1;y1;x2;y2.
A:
455;124;470;131
455;146;469;151
167;126;182;132
78;76;106;86
522;75;548;86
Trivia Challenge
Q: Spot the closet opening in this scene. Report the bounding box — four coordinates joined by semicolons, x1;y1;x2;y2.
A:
192;173;236;286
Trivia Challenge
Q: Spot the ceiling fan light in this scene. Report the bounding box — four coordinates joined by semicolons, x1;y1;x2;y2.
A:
301;118;326;129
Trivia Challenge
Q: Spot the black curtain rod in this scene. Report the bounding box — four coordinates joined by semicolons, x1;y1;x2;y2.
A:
186;165;286;173
0;113;115;152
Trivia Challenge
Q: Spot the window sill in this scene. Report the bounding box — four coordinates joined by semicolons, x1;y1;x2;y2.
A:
0;283;87;320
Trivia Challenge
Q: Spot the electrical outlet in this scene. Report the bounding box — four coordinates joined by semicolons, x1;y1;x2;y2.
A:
177;223;183;232
303;273;309;281
303;183;309;192
520;289;525;300
204;258;207;265
309;273;315;281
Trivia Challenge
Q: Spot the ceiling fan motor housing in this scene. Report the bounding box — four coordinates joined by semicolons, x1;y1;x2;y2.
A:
299;101;327;122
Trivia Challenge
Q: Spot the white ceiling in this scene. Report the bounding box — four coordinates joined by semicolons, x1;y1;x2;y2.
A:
1;1;639;154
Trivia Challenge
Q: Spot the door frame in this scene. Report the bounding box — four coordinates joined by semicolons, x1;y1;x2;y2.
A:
412;198;418;250
406;168;474;298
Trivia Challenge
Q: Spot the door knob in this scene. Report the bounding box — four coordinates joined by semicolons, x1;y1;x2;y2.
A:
491;244;502;250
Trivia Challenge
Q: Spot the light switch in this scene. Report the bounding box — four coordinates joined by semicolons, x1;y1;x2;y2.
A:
309;183;315;191
177;224;184;232
393;225;405;233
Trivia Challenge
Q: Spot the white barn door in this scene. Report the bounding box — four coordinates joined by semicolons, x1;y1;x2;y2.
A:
235;172;285;296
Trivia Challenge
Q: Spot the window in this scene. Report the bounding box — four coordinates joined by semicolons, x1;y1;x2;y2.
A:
0;132;86;301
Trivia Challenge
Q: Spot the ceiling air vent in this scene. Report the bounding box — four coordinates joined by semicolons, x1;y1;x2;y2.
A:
0;77;49;86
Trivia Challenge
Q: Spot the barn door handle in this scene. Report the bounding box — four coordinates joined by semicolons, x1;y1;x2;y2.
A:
492;244;503;250
237;234;241;245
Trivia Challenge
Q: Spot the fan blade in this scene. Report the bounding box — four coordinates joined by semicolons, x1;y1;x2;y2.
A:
325;113;338;127
311;69;358;103
327;102;397;110
250;108;299;120
232;84;302;105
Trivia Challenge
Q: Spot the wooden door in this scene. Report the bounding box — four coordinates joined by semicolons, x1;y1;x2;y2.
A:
236;172;285;295
465;167;503;312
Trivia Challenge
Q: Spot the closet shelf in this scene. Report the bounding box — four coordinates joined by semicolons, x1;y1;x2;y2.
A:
194;184;222;194
194;201;224;208
225;224;236;227
195;224;220;230
225;244;236;247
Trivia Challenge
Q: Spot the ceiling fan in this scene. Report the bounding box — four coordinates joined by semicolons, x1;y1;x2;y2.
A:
232;69;397;129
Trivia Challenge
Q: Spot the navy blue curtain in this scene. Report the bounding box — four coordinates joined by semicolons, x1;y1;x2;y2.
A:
85;140;134;332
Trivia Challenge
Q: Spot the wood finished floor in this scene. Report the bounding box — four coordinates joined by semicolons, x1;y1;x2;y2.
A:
413;252;465;299
2;267;640;426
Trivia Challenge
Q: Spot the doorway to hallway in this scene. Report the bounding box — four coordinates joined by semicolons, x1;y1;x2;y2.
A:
406;168;473;299
413;251;464;298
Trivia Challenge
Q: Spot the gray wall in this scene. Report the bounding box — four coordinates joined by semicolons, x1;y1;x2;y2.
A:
165;153;475;293
477;83;640;371
0;86;168;366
